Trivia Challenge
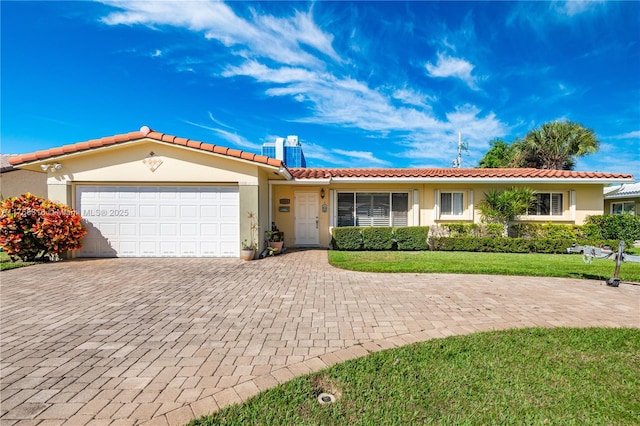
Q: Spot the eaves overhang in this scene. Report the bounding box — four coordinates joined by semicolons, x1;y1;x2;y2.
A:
13;138;289;175
270;178;331;185
288;176;635;185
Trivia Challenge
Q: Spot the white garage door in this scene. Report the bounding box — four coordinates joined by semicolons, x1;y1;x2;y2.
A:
76;185;239;257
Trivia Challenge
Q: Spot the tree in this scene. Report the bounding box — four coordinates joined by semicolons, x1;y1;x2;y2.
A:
478;139;518;168
478;187;536;236
0;193;87;261
515;121;600;170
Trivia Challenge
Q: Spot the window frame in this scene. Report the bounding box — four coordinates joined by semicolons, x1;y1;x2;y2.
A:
610;201;636;215
527;192;564;217
439;191;465;218
335;191;410;227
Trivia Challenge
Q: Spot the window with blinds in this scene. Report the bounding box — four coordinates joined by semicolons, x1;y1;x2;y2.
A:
530;193;564;216
440;192;464;216
337;192;408;227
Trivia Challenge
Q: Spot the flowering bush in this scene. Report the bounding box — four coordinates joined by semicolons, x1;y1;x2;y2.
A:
0;193;88;261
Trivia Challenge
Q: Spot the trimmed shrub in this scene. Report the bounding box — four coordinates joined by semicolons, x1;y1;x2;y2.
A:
443;223;468;237
585;215;640;244
394;226;429;250
362;227;394;250
0;193;88;261
485;223;505;238
429;236;619;254
331;227;363;250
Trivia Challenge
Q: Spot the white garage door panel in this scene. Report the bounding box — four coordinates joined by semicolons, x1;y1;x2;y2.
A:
77;185;239;258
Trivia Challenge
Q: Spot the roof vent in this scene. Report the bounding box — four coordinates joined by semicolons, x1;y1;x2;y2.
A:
140;125;151;136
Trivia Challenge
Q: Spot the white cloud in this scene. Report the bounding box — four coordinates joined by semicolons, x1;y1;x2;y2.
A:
183;119;261;151
333;149;391;166
151;49;162;57
100;1;339;68
610;130;640;140
553;0;606;17
392;88;436;108
425;53;479;90
222;61;319;84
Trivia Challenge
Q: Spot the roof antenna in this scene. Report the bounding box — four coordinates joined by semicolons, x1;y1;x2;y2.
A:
451;131;468;168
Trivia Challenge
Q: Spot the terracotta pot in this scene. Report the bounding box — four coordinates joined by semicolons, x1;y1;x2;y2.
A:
240;249;255;261
268;241;284;251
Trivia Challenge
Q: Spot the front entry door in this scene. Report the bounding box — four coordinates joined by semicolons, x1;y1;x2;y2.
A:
295;192;319;245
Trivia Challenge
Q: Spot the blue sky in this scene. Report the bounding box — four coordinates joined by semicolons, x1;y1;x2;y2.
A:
2;1;639;176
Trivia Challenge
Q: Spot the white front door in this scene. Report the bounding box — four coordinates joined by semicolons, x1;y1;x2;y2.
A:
295;192;319;245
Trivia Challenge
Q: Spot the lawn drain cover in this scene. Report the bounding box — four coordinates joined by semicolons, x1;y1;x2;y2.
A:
318;393;336;404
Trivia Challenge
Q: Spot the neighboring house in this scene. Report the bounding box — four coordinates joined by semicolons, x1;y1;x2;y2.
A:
0;154;48;199
604;183;639;215
8;127;634;258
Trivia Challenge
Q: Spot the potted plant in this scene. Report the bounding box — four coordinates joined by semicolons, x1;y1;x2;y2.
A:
241;212;258;261
265;224;284;253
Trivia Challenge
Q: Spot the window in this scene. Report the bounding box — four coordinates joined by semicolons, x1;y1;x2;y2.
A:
440;192;464;216
611;201;635;215
336;192;408;227
529;193;563;216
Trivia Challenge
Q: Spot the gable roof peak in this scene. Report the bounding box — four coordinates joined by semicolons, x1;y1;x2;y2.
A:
8;128;285;170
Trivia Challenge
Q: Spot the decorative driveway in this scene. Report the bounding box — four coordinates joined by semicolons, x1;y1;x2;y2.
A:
1;250;639;425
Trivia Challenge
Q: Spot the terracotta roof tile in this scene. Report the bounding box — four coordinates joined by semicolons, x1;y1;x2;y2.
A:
213;146;228;155
288;167;632;180
8;127;285;170
227;148;242;158
200;143;214;152
267;158;282;167
240;151;255;161
186;140;202;149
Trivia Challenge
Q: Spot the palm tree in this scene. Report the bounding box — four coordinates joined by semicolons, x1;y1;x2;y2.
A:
478;187;536;236
515;121;600;170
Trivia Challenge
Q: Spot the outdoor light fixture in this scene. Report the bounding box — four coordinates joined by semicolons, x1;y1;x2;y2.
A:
320;188;325;199
40;163;63;172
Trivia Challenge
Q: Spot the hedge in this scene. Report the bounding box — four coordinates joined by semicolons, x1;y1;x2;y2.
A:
394;226;429;250
584;214;640;244
439;220;640;244
331;227;363;250
429;237;620;254
362;227;394;250
332;226;430;251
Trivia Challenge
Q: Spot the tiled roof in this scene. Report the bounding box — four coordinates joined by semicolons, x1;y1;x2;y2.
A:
8;126;283;168
604;183;640;198
289;167;633;180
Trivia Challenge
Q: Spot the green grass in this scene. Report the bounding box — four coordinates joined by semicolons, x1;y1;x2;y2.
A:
328;250;640;283
0;251;34;271
188;328;640;425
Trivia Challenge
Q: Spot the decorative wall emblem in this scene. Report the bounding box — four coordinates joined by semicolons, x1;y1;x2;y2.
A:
142;152;163;172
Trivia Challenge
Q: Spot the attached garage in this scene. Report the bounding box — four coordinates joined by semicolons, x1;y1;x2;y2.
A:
7;126;290;258
76;185;239;257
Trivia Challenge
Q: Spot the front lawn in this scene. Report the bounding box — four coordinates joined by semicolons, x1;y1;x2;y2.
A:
189;327;640;425
328;250;640;283
0;251;35;271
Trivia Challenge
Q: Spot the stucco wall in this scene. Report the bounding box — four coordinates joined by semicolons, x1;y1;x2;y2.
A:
15;140;283;258
39;141;261;184
0;170;47;198
274;182;609;248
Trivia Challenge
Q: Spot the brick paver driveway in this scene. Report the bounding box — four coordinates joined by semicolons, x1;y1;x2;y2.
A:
1;250;639;425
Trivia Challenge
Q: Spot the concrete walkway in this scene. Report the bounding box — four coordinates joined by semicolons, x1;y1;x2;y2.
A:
1;250;638;425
